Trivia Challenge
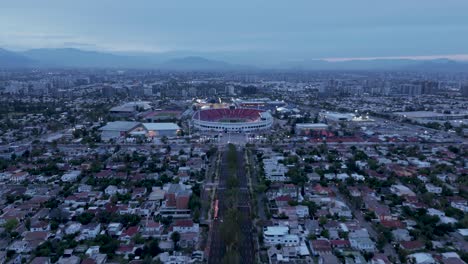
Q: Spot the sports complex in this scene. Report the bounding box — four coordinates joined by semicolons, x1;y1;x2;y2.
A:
192;107;273;132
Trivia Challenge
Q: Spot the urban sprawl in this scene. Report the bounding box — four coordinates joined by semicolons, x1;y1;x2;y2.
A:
0;69;467;264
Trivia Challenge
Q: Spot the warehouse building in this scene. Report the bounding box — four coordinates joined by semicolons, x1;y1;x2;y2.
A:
295;123;328;135
99;121;143;141
142;123;181;138
99;121;180;141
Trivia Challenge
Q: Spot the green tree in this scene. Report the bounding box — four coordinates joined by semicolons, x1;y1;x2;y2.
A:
170;231;181;250
3;219;19;233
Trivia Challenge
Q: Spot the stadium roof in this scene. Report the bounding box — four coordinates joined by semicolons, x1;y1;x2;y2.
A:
99;121;141;131
143;123;180;131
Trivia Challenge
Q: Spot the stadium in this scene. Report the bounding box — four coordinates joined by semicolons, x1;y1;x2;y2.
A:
192;107;273;132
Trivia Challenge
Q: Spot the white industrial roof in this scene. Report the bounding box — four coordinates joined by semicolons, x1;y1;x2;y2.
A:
295;123;328;129
264;226;289;236
143;123;180;131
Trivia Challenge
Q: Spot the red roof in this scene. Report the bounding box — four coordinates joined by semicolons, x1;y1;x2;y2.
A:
330;239;350;247
380;220;405;229
311;240;332;252
117;244;135;253
400;240;425;250
174;219;194;227
95;170;112;178
145;220;160;228
275;195;292;202
121;226;139;237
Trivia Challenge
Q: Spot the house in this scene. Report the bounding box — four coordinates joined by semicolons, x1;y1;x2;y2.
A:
30;257;51;264
392;229;411;242
330;239;350;249
78;184;93;193
23;231;50;243
8;240;31;253
56;255;81;264
349;229;375;252
11;171;29;183
363;195;392;221
304;219;320;235
310;239;332;255
172;219;199;234
312;184;332;196
349;187;361;197
407;253;436;264
380;220;405;229
336;173;350;181
116;244;137;259
65;222;82;235
263;156;288;182
79;223;101;240
61;170;81;182
329;200;352;218
119;226;139;242
148;187;165;201
440;252;465;264
371;254;392;264
95;170;113;179
105;185;128;196
131;187;147;199
450;198;467;212
107;222;123;236
400;240;425;252
319;255;340;264
425;184;443;194
351;173;365;181
263;226;300;246
390;184;416;197
30;220;50;232
141;220;163;238
267;246;301;264
157;252;191;264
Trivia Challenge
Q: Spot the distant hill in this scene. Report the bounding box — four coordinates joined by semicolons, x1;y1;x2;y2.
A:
0;48;34;68
160;56;251;71
0;47;467;72
21;48;152;68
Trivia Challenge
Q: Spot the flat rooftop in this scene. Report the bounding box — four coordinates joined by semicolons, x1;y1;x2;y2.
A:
143;123;180;131
99;121;141;131
296;123;328;129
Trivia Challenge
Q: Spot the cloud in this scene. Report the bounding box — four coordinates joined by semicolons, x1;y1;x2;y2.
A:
324;54;468;62
62;42;97;48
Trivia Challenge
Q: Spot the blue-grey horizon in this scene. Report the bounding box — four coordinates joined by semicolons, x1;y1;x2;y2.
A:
1;0;468;63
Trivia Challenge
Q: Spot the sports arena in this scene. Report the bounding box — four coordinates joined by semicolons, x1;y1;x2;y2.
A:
192;107;273;132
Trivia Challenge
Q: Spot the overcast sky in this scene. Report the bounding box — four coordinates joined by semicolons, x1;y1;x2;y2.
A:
1;0;468;61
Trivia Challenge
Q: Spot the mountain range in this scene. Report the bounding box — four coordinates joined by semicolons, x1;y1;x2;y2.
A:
1;47;468;72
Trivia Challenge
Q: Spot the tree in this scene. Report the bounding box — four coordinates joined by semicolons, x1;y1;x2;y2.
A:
143;239;161;257
170;231;181;250
3;219;19;233
25;218;31;230
76;212;95;225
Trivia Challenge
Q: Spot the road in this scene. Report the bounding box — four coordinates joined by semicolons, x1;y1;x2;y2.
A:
207;146;254;264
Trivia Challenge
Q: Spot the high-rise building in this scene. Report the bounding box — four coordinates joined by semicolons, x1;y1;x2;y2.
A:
421;81;438;95
462;84;468;97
